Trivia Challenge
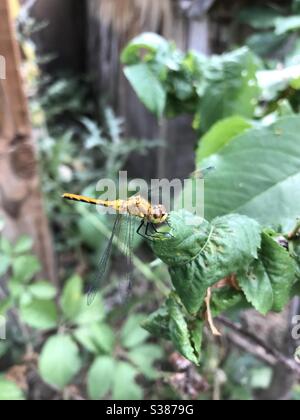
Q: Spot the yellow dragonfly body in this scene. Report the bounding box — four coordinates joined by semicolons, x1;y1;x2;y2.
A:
62;193;168;225
63;192;169;303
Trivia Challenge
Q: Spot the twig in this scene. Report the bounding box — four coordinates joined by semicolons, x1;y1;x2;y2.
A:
216;316;300;377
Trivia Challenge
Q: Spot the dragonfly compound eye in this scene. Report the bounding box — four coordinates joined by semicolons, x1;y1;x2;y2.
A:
151;205;168;224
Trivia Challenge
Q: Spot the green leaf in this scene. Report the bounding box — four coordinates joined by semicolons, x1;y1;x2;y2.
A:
0;238;12;255
153;211;261;314
238;260;274;315
0;298;12;316
238;6;281;29
0;376;25;400
239;232;296;314
61;275;83;321
167;294;200;365
190;319;204;362
74;325;99;354
112;362;142;400
87;356;115;400
121;32;169;64
14;236;33;254
28;282;57;300
39;335;81;390
75;322;116;355
121;314;149;349
128;344;163;379
12;255;41;283
275;16;300;35
196;116;252;161
246;32;287;57
261;232;296;311
20;298;58;330
124;63;166;117
142;306;171;340
201;116;300;231
0;255;10;276
211;286;246;316
8;279;25;299
199;48;260;131
89;323;115;354
74;294;105;326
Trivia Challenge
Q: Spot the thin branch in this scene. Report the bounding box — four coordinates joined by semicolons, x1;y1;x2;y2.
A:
216;316;300;377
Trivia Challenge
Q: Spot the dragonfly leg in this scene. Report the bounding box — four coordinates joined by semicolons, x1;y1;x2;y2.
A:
137;220;151;240
145;223;153;237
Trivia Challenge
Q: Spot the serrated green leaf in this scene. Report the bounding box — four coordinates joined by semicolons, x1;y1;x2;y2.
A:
238;260;274;315
12;255;41;283
239;232;296;314
128;344;163;379
87;356;115;400
121;314;149;349
167;294;199;365
189;319;204;362
20;298;58;330
39;335;81;390
61;275;83;321
28;282;57;300
201;116;300;231
153;211;261;314
112;362;142;400
142;306;171;340
124;63;166;117
261;232;296;311
196;116;252;161
0;376;25;400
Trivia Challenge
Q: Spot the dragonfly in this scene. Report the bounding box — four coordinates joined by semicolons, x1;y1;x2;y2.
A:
62;167;214;304
62;192;170;303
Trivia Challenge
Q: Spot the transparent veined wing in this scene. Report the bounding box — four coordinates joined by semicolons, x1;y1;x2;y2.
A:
87;213;123;305
118;213;137;299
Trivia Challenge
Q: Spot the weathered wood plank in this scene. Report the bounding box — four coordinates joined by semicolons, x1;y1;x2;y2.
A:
0;0;56;283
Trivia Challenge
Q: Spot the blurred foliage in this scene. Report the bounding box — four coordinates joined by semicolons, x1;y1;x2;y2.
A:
0;232;164;400
122;33;260;132
237;1;300;61
1;1;300;401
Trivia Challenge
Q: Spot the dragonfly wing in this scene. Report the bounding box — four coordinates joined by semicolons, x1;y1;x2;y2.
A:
87;214;123;305
118;213;136;298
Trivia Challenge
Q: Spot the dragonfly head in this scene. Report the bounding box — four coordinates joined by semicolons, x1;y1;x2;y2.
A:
149;204;168;224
